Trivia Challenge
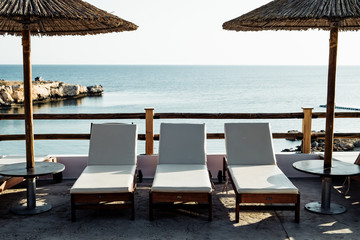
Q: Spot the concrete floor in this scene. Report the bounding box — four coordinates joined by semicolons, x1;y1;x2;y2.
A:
1;177;360;240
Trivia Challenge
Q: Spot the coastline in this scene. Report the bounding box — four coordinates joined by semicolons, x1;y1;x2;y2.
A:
0;78;103;107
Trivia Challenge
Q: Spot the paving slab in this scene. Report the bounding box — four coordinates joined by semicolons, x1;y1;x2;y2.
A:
1;178;360;240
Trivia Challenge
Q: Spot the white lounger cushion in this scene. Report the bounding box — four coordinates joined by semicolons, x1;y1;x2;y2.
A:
225;123;276;165
0;155;54;182
158;123;206;165
318;152;359;164
88;123;137;166
151;164;212;193
228;165;298;194
70;165;135;194
0;155;53;165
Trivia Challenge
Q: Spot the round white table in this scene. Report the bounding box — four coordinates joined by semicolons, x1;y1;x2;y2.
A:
293;159;360;215
0;162;65;215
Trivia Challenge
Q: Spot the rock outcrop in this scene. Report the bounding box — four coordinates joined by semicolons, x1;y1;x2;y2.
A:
310;138;360;152
0;78;103;106
282;129;360;152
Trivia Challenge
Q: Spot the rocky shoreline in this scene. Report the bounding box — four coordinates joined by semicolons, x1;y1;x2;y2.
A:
0;77;103;107
283;130;360;152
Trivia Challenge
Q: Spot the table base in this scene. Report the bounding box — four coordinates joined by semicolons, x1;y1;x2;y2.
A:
305;201;346;215
11;202;52;215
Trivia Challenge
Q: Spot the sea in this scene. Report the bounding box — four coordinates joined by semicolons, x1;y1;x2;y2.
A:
1;65;360;156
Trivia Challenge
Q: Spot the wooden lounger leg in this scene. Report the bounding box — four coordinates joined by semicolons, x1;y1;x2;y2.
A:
223;157;227;181
71;194;76;222
130;192;135;221
53;172;63;183
149;192;154;221
295;193;300;223
235;194;240;223
208;193;212;221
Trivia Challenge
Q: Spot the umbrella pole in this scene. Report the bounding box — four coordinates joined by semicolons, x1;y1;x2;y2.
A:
324;25;339;169
22;25;35;169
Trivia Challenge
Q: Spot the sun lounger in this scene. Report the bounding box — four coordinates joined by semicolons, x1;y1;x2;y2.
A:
317;152;360;193
224;123;300;223
317;152;360;164
149;123;213;221
0;155;58;192
70;123;137;221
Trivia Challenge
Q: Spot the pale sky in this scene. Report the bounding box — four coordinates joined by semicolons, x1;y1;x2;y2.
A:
1;0;360;65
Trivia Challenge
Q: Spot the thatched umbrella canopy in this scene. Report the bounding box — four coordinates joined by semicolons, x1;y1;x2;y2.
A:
0;0;138;170
223;0;360;31
0;0;138;36
223;0;360;169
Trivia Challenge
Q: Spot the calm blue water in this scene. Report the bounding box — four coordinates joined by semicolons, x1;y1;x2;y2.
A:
1;65;360;155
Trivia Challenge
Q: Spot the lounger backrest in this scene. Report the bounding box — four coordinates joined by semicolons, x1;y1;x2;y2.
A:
88;123;137;165
225;122;276;165
158;123;206;165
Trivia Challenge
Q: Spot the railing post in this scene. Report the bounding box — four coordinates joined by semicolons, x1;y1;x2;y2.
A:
145;108;154;155
302;107;313;153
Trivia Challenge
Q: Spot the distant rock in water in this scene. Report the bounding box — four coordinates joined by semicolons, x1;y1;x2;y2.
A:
282;129;360;152
0;78;103;107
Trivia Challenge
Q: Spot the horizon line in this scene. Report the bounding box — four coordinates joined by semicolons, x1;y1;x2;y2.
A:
1;64;360;67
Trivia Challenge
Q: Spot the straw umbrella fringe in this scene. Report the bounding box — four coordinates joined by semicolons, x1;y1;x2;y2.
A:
223;0;360;169
223;0;360;31
0;0;138;36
